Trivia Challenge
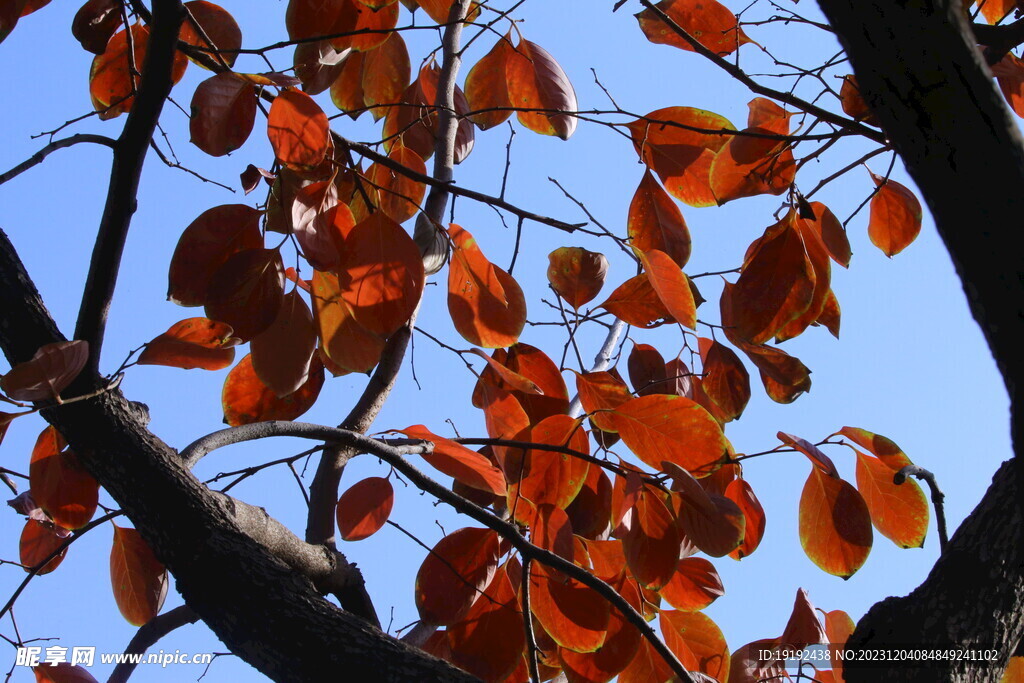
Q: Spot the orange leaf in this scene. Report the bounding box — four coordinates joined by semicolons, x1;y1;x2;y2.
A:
839;75;881;126
268;89;330;170
659;610;731;682
698;338;749;422
222;354;324;426
365;143;427;223
623;485;680;589
607;394;728;475
837;426;912;470
709;130;795;204
636;0;750;56
638;248;696;329
416;0;481;24
331;0;398;52
204;248;285;341
661;557;724;611
330;49;367;116
2;341;89;402
558;574;642;682
110;525;168;626
251;290;318;397
566;467;614;540
825;609;856;680
505;38;577;139
464;35;514;130
32;663;99;683
189;73;256;156
336;212;425;336
546;247;609;310
666;463;744;557
802;200;851;268
180;1;242;67
20;520;68;575
448;565;526;682
627;170;691;268
311;269;386;374
574;370;633;432
977;0;1016;24
504;343;570;422
618;637;674;683
29;426;98;530
168;204;263;307
138;317;238;371
362;32;411;119
382;64;475;162
993;53;1024;119
599;274;673;329
448;224;526;348
336;476;394;541
89;23;187;119
470;349;542;395
415;527;501;626
729;212;816;343
400;425;507;495
799;467;873;578
855;449;929;548
528;563;609;653
627;107;734;207
725;478;765;559
867;170;922;256
508;416;590;516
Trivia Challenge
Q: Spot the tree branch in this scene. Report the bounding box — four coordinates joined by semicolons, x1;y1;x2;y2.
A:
0;134;116;187
108;606;200;683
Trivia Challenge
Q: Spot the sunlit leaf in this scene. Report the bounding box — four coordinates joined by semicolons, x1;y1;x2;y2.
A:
855;449;928;549
867;170;922;257
623;485;680;589
725;478;765;559
138;317;238;371
799;467;873;578
330;49;367;116
639;248;696;329
709;129;795;204
636;0;750;56
336;476;394;541
559;574;642;683
528;563;609;653
365;143;427;223
268;89;330;170
505;38;577;139
400;425;507;495
507;415;590;517
447;565;525;682
661;557;724;611
628;170;691;268
180;1;242;68
778;431;839;477
416;0;481;24
659;610;731;682
837;426;912;470
110;525;168;626
415;527;500;626
839;74;880;126
222;354;325;426
311;269;386;374
33;663;100;683
697;338;749;422
464;35;514;130
362;32;410;119
2;341;89;403
600;274;673;328
574;370;633;432
89;23;188;119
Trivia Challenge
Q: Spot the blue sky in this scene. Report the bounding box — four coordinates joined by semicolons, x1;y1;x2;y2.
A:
0;1;1011;681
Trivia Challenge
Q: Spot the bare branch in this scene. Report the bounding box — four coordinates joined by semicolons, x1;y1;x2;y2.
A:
108;606;200;683
0;135;116;187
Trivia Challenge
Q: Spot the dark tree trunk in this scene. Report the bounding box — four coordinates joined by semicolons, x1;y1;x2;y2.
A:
816;0;1024;680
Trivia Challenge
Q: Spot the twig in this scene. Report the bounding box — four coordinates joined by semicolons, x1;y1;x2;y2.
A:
0;135;117;187
107;606;200;683
895;465;949;553
521;557;542;683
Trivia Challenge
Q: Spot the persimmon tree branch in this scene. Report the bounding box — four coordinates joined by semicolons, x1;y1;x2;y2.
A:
0;134;117;187
184;420;699;683
73;0;186;374
107;605;200;683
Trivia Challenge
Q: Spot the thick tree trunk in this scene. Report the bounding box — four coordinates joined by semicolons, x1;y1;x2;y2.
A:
817;0;1024;680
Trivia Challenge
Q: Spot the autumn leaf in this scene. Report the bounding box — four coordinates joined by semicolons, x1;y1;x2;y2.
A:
638;248;697;329
180;1;242;67
336;477;394;541
222;354;325;426
138;317;238;371
204;248;285;341
72;0;122;54
268;89;331;170
2;341;89;403
400;425;507;495
189;73;257;156
89;23;188;119
599;274;674;329
110;525;168;626
447;565;525;682
867;170;922;256
20;520;69;575
661;557;724;611
546;247;609;310
636;0;751;56
464;35;515;130
505;38;578;139
799;467;873;578
415;527;500;626
854;449;929;549
251;290;318;397
627;170;691;268
311;269;387;374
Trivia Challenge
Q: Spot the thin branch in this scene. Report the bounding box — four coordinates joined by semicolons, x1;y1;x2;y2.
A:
0;135;116;186
521;557;542;683
107;606;200;683
894;465;949;553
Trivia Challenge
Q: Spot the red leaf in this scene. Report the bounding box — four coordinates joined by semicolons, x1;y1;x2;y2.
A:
607;394;728;475
2;341;89;402
666;463;745;557
803;201;851;268
180;0;242;67
659;610;731;682
839;74;881;126
528;563;609;653
623;485;680;589
448;565;526;682
401;425;507;495
138;317;238;371
558;574;643;682
268;89;330;170
364;143;427;223
448;224;526;348
778;431;838;476
464;35;514;130
627;107;734;207
867;170;922;256
627;344;668;397
638;248;697;329
204;248;285;341
780;588;826;650
661;557;724;611
636;0;750;56
336;476;394;541
507;416;590;517
505;38;577;139
336;212;425;337
222;354;325;426
799;468;873;578
72;0;122;54
574;370;633;432
251;290;318;397
29;426;98;530
168;204;263;307
599;274;673;329
725;478;765;559
294;40;349;96
415;527;501;626
311;269;386;374
416;0;481;24
504;344;570;422
20;520;68;575
566;467;613;540
855;449;929;548
627;170;691;268
709;130;795;204
89;23;187;119
189;73;256;156
332;0;398;52
546;247;609;310
330;49;367;116
362;33;411;118
110;525;168;626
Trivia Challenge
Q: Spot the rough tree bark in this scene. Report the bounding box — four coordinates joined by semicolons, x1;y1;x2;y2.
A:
817;1;1024;681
